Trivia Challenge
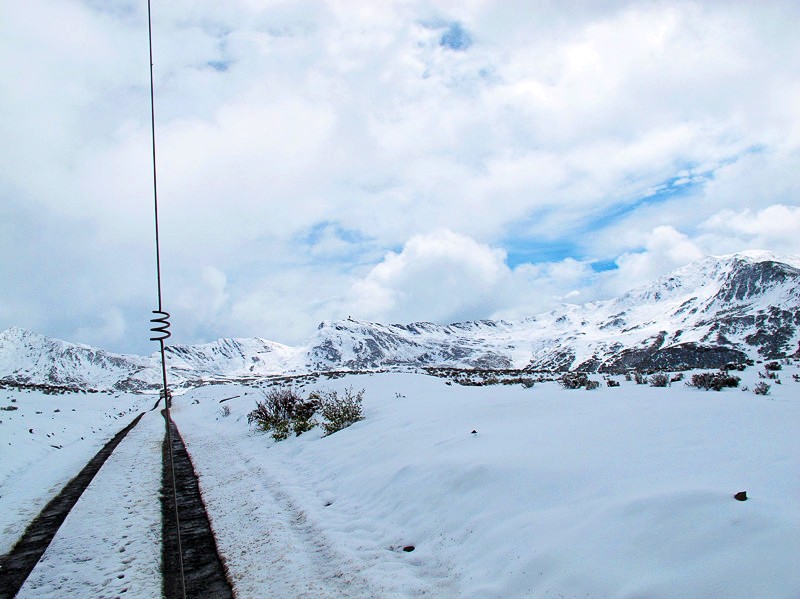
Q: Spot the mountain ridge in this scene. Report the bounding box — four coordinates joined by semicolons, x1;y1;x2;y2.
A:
2;251;799;390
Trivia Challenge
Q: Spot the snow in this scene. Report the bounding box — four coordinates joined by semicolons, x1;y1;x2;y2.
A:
165;337;302;379
0;328;157;390
172;368;800;598
715;249;800;269
2;365;799;597
16;410;163;599
0;388;153;555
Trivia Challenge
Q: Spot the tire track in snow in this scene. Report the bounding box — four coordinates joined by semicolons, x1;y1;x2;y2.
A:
173;423;382;598
161;414;234;598
15;410;163;599
0;412;144;599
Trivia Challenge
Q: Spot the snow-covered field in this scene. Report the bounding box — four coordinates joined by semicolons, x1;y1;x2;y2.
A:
16;409;163;599
0;388;153;556
2;365;799;598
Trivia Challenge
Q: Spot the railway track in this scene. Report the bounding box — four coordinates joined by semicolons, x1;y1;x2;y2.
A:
161;412;234;598
0;408;234;598
0;413;145;599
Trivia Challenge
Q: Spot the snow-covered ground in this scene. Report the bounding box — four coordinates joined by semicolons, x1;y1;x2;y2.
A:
2;364;799;598
174;366;800;598
0;388;153;556
16;409;163;599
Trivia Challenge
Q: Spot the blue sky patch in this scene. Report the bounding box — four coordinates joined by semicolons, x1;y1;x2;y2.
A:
590;259;619;272
502;166;712;269
303;221;368;247
440;22;472;51
587;170;709;233
207;60;231;72
505;239;579;268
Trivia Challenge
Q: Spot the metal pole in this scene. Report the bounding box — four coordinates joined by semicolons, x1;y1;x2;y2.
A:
147;1;187;597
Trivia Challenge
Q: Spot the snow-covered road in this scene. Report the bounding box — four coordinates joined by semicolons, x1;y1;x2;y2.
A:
173;389;448;598
15;409;163;598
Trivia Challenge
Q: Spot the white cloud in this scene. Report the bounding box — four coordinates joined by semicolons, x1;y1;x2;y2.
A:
346;230;509;323
73;308;127;348
226;265;352;344
2;1;799;352
345;231;607;325
173;266;230;339
496;257;597;316
604;226;704;295
699;204;800;256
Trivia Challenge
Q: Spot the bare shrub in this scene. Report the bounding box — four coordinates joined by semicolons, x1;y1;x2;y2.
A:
606;379;620;387
218;404;231;418
247;387;319;441
764;361;782;371
633;371;648;385
294;392;321;435
319;387;365;436
560;372;589;390
560;373;599;390
688;371;740;391
753;382;771;396
649;373;670;388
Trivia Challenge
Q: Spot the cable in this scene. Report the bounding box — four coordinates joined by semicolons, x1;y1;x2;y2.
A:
147;1;187;597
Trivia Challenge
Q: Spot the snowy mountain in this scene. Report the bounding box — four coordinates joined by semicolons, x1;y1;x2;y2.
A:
2;251;798;389
165;337;301;381
520;249;800;371
0;328;159;391
303;250;800;372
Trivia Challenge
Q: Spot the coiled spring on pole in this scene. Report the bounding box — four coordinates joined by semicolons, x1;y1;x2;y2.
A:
150;310;172;342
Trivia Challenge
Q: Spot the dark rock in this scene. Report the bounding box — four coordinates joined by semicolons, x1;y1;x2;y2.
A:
734;491;748;501
599;343;748;373
714;260;798;303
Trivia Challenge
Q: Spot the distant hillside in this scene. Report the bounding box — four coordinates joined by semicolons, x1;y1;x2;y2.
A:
2;250;798;390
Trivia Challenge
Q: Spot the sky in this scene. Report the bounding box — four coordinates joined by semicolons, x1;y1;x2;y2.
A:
2;0;800;355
